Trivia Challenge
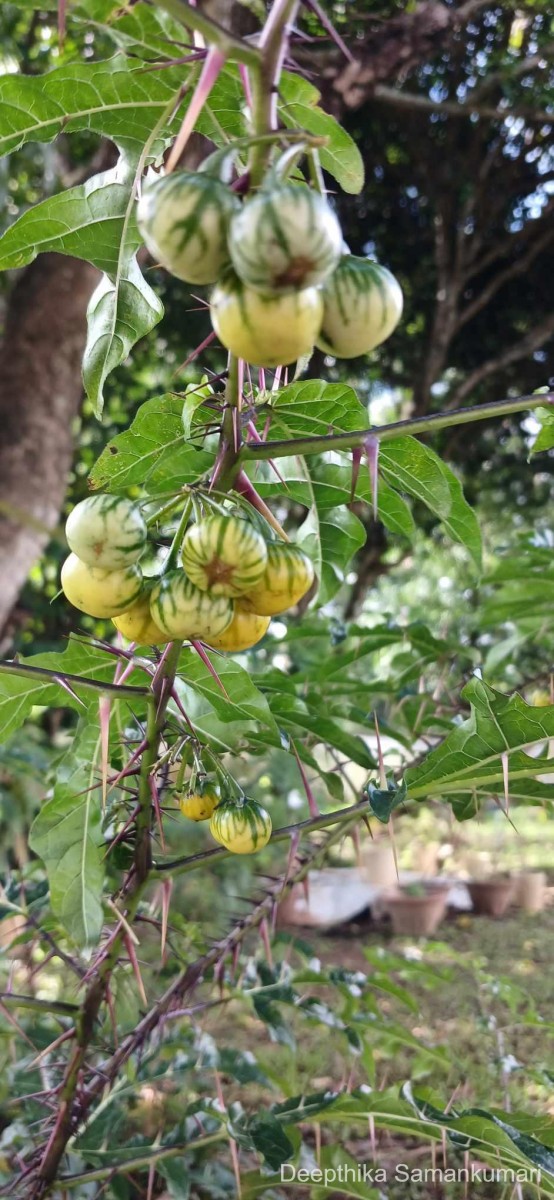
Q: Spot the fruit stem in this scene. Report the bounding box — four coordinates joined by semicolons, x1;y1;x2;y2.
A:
163;498;193;573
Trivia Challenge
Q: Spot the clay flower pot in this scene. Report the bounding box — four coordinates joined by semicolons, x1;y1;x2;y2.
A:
467;876;515;918
514;871;546;914
385;883;449;937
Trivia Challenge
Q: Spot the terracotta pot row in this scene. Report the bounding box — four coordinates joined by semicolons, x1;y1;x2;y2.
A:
385;871;547;936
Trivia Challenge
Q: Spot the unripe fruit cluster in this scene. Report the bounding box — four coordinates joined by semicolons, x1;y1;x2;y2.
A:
176;782;272;856
137;171;403;368
60;502;314;652
150;514;314;650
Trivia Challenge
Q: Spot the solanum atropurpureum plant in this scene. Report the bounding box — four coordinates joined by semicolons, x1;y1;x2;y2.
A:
1;1;554;1197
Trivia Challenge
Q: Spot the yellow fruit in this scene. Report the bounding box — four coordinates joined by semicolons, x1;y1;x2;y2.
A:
210;798;272;855
241;542;315;616
60;554;143;619
205;602;270;651
179;782;220;821
210;271;323;368
112;594;170;646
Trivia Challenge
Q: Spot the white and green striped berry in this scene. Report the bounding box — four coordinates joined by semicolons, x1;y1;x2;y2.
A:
137;171;240;285
65;495;147;570
228;185;343;294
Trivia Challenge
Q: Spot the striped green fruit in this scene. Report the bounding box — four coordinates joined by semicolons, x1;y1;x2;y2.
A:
137;171;240;285
205;601;270;651
181;515;268;598
210;798;272;855
241;543;315;615
317;256;403;358
65;495;147;570
112;593;170;646
210;270;323;368
60;554;143;619
150;571;233;641
228;185;342;293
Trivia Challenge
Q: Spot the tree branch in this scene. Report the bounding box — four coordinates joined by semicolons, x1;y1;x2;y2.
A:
446;318;554;409
29;645;182;1198
463;196;554;283
372;83;554;126
457;228;554;330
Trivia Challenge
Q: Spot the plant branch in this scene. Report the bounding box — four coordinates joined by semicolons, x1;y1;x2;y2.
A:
29;643;183;1198
150;0;261;67
56;1133;227;1189
248;0;301;187
68;806;365;1125
0;994;79;1017
155;796;370;873
0;659;150;700
239;392;554;462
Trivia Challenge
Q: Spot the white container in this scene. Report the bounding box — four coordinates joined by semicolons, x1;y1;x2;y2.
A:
359;842;397;887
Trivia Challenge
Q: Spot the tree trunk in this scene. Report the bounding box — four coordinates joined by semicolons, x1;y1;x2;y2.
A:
0;253;98;644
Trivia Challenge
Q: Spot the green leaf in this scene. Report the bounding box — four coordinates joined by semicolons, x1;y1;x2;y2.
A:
268;379;369;438
379;437;450;518
407;678;554;808
252;996;296;1048
177;649;278;731
380;438;480;566
249;457;415;539
0;160;167;417
435;456;482;569
158;1159;191;1200
241;1147;381;1199
298;503;367;606
0;54;185;158
247;1114;295;1171
0;166;131;273
367;778;407;823
75;0;187;62
267;694;374;768
29;724;104;946
530;405;554;455
83;250;163;417
279;73;365;195
90;394;214;492
0;53;245;159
